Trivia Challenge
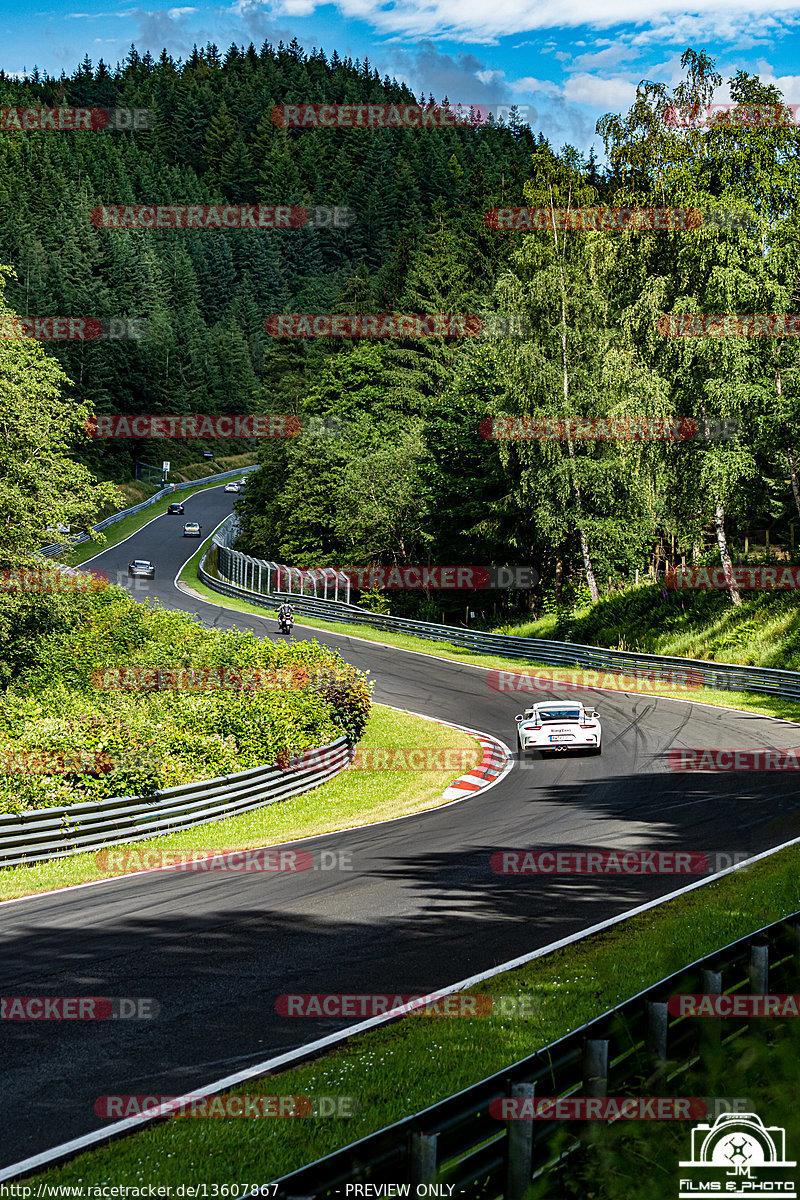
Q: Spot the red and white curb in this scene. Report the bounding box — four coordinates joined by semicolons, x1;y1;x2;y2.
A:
384;705;514;800
442;734;511;799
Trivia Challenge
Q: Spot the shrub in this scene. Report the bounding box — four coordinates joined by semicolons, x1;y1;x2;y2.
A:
0;576;372;814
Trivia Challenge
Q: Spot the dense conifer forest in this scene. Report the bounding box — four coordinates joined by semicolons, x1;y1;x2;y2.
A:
2;45;800;615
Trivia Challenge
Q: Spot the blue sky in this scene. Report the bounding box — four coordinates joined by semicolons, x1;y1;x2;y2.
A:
3;0;800;154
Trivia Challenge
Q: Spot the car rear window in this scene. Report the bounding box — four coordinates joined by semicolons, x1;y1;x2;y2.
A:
538;709;582;722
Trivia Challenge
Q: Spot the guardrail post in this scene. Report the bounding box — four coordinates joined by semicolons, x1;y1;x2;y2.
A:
410;1131;438;1184
749;942;769;993
701;969;722;1050
505;1081;535;1200
749;943;769;1040
646;1001;669;1066
583;1038;609;1098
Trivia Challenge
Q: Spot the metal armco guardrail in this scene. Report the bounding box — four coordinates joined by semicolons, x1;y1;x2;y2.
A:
270;916;800;1198
200;523;800;703
39;465;258;557
0;736;351;868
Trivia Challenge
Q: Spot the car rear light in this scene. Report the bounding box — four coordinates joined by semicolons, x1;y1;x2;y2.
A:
579;723;594;729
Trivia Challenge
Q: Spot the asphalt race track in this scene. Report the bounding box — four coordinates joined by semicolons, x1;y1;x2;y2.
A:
3;482;800;1169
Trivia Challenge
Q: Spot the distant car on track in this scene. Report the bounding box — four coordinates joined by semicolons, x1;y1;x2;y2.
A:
515;701;602;757
183;522;202;537
167;503;184;515
224;482;240;493
128;560;155;579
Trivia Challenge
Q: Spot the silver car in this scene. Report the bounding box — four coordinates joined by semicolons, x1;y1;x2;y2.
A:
128;559;155;579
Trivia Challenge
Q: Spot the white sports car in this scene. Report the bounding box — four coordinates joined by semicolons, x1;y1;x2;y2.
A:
515;701;602;756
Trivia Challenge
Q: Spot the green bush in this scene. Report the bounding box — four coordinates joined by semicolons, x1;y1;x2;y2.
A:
0;569;372;815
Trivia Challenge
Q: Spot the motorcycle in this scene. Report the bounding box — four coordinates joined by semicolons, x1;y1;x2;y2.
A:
278;611;294;635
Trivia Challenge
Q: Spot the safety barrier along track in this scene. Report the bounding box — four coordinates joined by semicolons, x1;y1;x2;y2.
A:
269;916;800;1198
200;520;800;705
0;737;352;869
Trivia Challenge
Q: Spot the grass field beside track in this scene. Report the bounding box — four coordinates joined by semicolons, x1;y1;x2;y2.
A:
25;838;800;1186
0;705;479;902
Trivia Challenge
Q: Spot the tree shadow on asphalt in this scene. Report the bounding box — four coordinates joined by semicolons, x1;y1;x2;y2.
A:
3;762;800;1165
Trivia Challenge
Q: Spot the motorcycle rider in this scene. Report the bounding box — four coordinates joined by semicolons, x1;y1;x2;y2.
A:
277;600;294;632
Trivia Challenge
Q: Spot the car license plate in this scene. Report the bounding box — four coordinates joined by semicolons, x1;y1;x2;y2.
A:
549;735;571;742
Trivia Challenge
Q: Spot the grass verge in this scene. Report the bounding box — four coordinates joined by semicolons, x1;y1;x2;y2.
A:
496;586;800;672
180;558;800;725
0;705;478;902
27;840;800;1185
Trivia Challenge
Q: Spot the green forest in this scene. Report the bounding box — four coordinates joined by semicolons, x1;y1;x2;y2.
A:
3;44;800;617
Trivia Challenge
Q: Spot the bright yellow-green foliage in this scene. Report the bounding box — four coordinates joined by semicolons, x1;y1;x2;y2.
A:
0;578;371;813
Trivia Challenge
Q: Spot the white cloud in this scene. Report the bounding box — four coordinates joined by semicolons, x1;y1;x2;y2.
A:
258;0;800;46
562;70;639;108
753;61;800;102
569;43;640;71
509;74;560;94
